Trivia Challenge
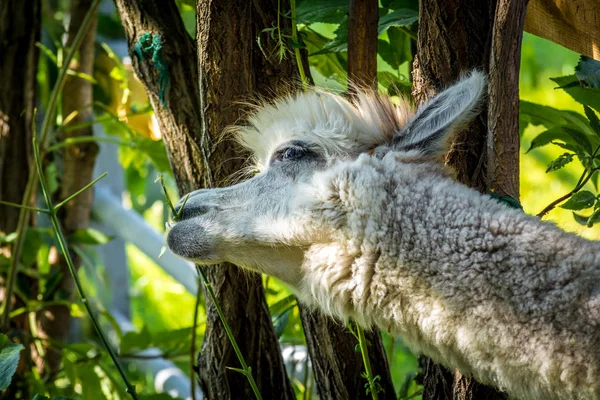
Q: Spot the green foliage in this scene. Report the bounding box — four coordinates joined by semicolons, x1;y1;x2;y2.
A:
560;190;596;210
524;57;600;223
575;56;600;88
0;334;25;390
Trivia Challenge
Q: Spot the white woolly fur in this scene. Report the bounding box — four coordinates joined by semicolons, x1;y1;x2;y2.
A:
168;71;600;400
296;152;600;400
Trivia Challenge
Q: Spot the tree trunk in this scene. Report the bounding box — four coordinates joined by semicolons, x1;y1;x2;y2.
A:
37;0;99;376
347;0;378;89
0;1;41;397
0;0;39;233
413;0;528;398
114;0;295;398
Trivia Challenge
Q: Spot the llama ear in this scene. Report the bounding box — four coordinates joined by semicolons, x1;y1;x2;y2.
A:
393;70;486;156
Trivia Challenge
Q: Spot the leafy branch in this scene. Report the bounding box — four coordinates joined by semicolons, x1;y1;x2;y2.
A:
535;104;600;220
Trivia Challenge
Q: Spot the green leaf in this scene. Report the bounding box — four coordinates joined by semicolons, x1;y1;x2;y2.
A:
527;126;577;152
575;56;600;89
587;207;600;227
78;363;104;400
572;212;591;226
0;334;25;390
269;294;297;316
295;0;348;24
120;325;153;354
551;75;600;114
584;105;600;137
551;141;581;153
22;228;43;267
312;18;348;55
273;307;290;338
563;126;593;154
546;153;575;173
388;0;419;11
45;162;59;196
139;394;178;400
68;228;113;245
378;28;411;70
560;190;597;210
520;100;597;137
32;395;77;400
378;8;418;35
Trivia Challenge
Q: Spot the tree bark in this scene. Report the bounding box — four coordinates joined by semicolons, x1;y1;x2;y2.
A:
37;0;99;376
0;0;39;239
299;307;395;400
413;0;528;398
347;0;379;90
0;1;41;397
114;1;295;398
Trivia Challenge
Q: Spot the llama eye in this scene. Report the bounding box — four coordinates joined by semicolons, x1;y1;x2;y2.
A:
281;146;307;161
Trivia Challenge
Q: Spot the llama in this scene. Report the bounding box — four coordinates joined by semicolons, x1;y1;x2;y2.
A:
166;71;600;400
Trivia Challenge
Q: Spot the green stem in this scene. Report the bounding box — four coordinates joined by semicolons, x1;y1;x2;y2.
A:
47;136;136;153
0;0;101;331
32;137;138;399
53;172;107;210
195;265;263;400
0;200;47;214
356;324;379;400
190;278;202;400
290;0;308;89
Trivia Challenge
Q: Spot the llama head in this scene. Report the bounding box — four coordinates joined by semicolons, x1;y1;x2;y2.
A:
167;71;486;286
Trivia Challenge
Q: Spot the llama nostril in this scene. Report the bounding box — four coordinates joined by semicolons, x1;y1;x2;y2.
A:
175;203;218;220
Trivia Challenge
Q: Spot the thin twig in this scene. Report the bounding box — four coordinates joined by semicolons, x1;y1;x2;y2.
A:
190;276;203;400
119;352;187;360
54;172;107;210
0;201;47;214
32;136;138;399
47;136;137;152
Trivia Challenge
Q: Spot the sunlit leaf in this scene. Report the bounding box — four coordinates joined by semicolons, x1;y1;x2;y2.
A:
120;325;153;354
0;334;25;390
378;8;418;35
560;190;596;210
551;75;600;114
587;207;600;227
520;100;597;137
584;105;600;137
312;18;348;55
68;228;114;245
546;153;575;173
528;126;576;152
296;0;348;24
572;212;591;226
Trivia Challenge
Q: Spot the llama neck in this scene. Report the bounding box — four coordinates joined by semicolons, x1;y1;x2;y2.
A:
298;166;600;400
